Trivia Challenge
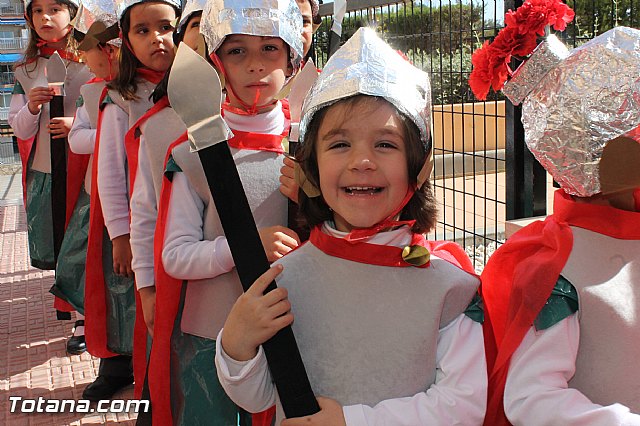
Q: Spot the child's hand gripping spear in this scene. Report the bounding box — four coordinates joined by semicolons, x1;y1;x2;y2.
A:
167;43;320;419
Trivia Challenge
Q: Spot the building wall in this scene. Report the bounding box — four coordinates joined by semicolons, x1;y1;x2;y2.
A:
0;0;27;124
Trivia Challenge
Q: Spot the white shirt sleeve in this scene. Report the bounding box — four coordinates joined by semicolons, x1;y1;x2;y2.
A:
215;315;487;426
504;314;640;426
343;315;487;426
68;103;95;154
130;135;156;289
215;331;277;413
97;103;131;239
161;171;235;280
8;93;40;140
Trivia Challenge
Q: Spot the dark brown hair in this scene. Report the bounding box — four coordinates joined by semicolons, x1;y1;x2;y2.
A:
297;95;438;234
108;0;179;101
18;0;78;72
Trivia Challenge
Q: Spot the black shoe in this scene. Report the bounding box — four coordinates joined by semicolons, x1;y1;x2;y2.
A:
82;375;134;402
67;320;86;355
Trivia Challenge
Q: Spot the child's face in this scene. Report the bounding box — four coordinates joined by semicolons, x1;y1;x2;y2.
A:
127;2;176;73
30;0;71;43
181;14;201;51
316;100;410;232
217;34;291;110
82;45;118;80
296;0;313;56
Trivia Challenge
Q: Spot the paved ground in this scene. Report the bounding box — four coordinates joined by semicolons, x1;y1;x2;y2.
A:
0;167;138;425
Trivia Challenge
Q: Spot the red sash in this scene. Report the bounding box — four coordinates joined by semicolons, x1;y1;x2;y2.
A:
481;189;640;425
124;96;170;195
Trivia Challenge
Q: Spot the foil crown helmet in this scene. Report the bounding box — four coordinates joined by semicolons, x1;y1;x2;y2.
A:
200;0;304;72
114;0;181;23
508;26;640;197
73;0;121;49
177;0;206;32
299;27;432;154
23;0;80;8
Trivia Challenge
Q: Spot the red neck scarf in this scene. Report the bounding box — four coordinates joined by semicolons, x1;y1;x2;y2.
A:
136;67;164;84
310;225;430;268
38;45;80;62
225;101;290;154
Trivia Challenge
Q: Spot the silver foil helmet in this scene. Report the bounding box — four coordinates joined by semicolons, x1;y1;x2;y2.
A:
177;0;206;32
299;27;432;153
115;0;181;22
514;27;640;197
74;0;121;49
200;0;303;71
23;0;80;8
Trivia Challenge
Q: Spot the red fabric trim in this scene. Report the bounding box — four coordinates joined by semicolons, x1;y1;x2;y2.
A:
309;225;430;268
252;406;276;426
227;130;285;154
136;68;164;84
125;96;171;195
65;150;90;228
84;86;119;359
85;77;105;85
16;136;34;206
38;46;80;62
54;297;75;312
481;189;640;426
148;133;188;426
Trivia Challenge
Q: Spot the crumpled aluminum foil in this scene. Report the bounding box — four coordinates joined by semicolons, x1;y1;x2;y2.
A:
503;35;569;106
178;0;207;31
521;26;640;197
299;27;432;151
114;0;181;21
74;0;121;46
22;0;80;8
200;0;303;66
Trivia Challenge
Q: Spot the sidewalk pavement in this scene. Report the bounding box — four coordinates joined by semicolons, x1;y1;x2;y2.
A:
0;167;138;425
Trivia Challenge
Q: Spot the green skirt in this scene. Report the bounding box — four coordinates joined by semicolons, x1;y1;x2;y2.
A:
103;231;136;355
170;284;251;426
50;188;90;313
25;170;55;270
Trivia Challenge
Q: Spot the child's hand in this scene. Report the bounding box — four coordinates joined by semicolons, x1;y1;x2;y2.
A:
48;117;73;139
279;156;299;204
281;397;346;426
112;234;134;277
221;264;292;361
27;86;54;114
259;225;300;262
138;286;156;337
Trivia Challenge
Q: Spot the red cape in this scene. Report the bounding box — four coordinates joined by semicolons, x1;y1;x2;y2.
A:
481;189;640;425
84;87;147;398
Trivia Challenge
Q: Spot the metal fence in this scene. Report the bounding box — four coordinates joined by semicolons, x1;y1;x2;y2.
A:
314;0;638;270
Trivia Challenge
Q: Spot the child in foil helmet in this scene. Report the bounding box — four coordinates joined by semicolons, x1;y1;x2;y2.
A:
216;27;487;425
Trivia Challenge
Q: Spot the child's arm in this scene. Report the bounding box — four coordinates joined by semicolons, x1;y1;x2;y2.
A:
130;135;157;289
130;136;158;335
68;103;96;154
161;171;236;280
97;103;133;276
8;92;41;140
162;172;300;280
504;315;640;425
215;265;291;412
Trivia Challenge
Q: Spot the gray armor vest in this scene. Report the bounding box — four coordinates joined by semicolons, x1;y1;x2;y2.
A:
171;142;287;339
563;226;640;412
